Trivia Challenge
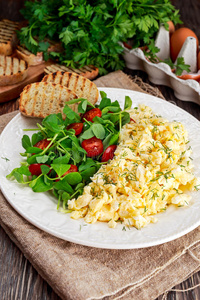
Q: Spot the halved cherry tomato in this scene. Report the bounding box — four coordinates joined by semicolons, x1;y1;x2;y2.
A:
101;145;117;162
130;118;136;123
34;138;50;150
81;137;103;158
82;108;102;122
55;164;78;181
29;163;50;176
67;122;84;135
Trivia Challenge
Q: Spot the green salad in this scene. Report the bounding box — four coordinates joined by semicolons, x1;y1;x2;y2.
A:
7;92;132;210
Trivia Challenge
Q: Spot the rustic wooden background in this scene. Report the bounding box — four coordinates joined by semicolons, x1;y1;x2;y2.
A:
1;0;200;299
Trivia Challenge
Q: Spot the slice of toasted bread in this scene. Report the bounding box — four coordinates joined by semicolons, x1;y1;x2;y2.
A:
19;82;78;118
0;55;28;86
42;71;99;106
0;19;19;56
44;63;99;80
15;45;44;66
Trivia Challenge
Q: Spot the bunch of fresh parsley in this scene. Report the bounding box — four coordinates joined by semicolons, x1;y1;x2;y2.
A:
18;0;181;74
7;92;132;209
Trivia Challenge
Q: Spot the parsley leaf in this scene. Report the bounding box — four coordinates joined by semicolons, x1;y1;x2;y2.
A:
18;0;181;74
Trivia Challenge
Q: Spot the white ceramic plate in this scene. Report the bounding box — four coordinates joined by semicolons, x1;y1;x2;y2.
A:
0;88;200;249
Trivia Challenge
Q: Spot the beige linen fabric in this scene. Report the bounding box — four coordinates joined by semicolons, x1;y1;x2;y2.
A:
1;70;200;300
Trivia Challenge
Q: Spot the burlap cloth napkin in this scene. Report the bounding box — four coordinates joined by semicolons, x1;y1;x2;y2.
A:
1;70;200;300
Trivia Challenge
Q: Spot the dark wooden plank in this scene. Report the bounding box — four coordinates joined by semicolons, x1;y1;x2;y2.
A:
0;62;48;103
0;98;19;116
0;225;61;300
0;0;25;22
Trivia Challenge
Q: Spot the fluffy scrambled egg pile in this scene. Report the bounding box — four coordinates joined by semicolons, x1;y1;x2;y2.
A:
68;104;199;229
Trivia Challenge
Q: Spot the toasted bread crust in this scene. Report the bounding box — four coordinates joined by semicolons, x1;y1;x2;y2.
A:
42;71;99;106
0;19;19;56
0;55;28;86
44;64;99;80
15;46;44;66
19;82;78;118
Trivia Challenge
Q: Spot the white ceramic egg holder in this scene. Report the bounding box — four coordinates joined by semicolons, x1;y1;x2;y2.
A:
122;25;200;105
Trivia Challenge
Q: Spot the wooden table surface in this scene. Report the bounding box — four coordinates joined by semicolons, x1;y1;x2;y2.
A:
1;0;200;299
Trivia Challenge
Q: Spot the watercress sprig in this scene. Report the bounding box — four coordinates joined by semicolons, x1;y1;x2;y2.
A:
7;92;133;209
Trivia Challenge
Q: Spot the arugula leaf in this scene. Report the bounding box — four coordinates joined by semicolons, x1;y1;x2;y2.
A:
72;142;82;163
27;154;38;165
26;147;43;154
122;112;131;126
29;176;53;192
78;100;88;113
51;164;71;177
102;106;121;114
41;165;51;175
22;135;31;150
66;98;95;108
75;182;85;191
80;127;94;140
80;167;97;181
63;105;79;121
54;177;74;194
102;133;113;150
42;114;65;133
6;165;31;183
91;124;105;139
124;96;132;110
98;97;112;110
93;116;115;128
99;91;108;100
79;158;98;171
61;192;71;202
53;153;70;164
31;132;44;146
109;133;120;146
64;172;82;185
36;155;49;164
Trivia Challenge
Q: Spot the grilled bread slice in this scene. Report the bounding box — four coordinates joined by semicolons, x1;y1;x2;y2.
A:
42;71;99;106
0;55;28;86
44;63;99;80
19;82;78;118
15;45;44;66
0;19;19;55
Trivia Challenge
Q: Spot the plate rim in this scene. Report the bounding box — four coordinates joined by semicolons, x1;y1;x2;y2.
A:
0;87;200;249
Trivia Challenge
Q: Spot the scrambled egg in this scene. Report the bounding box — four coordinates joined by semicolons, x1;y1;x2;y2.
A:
68;104;200;229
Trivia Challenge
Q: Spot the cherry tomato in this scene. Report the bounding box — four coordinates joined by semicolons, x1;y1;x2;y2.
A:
67;122;84;135
82;108;102;122
34;138;50;150
130;118;136;123
29;164;50;176
81;137;103;158
101;145;117;162
55;164;78;181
